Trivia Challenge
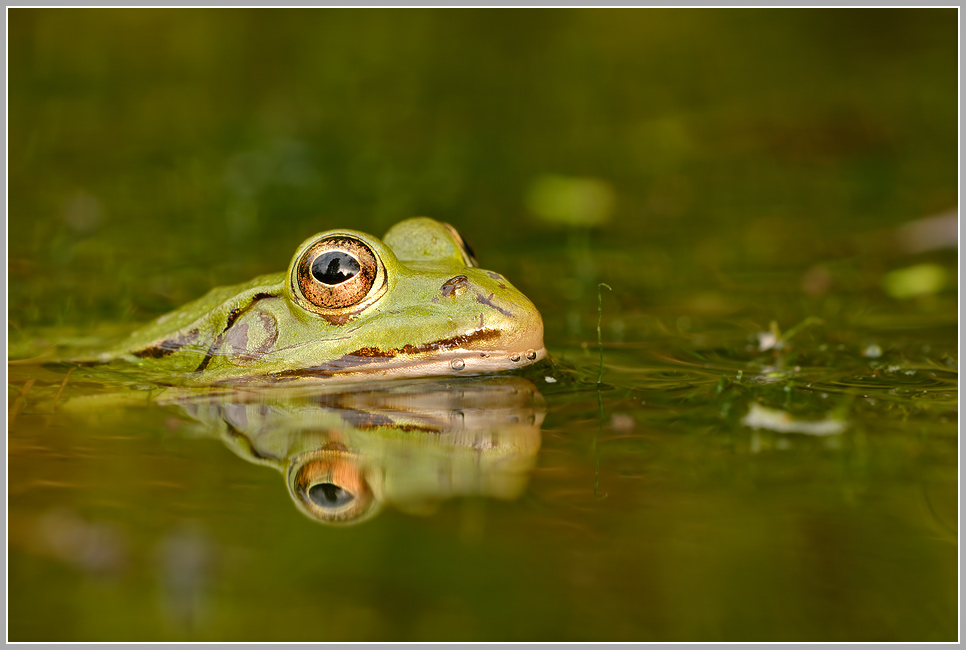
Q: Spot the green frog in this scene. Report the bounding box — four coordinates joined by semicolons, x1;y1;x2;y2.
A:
175;375;546;525
90;217;546;384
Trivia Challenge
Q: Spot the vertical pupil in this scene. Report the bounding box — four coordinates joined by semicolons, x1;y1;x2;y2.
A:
312;251;360;285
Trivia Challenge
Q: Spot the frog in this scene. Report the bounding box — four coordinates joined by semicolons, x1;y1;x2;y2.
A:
176;375;546;525
88;217;546;384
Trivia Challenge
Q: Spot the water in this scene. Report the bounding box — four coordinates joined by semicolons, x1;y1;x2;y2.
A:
7;9;958;641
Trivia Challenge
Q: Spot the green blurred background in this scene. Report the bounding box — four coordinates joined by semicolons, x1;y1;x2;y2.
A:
9;8;958;339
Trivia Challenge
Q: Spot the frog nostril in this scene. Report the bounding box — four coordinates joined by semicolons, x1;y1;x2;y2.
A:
440;275;469;298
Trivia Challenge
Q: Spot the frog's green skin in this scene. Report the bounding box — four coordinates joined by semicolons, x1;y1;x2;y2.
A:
94;218;545;384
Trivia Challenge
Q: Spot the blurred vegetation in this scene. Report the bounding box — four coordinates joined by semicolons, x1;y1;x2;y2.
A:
8;9;958;336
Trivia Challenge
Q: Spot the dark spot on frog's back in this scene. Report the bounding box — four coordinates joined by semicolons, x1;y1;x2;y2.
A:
133;328;201;358
440;275;468;297
475;292;512;317
486;271;507;288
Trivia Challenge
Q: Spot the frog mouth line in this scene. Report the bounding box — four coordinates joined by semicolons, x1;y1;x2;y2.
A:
342;328;502;359
269;329;545;380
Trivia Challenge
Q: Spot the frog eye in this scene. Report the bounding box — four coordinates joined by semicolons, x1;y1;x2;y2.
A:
308;483;355;509
288;454;380;525
293;236;380;311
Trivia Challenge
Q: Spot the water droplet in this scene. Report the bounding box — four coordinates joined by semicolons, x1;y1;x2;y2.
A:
863;344;883;358
450;358;465;370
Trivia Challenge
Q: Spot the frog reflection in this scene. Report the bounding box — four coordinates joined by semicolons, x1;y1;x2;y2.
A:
175;376;545;525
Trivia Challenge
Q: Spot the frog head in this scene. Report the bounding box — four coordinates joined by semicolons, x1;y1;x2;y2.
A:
102;217;546;384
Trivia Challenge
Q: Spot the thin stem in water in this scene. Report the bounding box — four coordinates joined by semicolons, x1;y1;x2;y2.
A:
597;282;612;386
594;282;611;499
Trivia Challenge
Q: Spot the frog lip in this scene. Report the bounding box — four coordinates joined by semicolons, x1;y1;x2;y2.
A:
267;329;547;381
340;327;506;358
270;347;548;381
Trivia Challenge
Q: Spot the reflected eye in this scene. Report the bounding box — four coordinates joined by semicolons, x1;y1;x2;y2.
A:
289;455;379;526
294;236;379;311
308;483;355;508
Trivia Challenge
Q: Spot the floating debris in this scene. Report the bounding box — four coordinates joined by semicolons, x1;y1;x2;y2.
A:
525;174;615;227
741;402;847;436
894;210;958;254
35;508;127;575
883;263;946;299
610;413;636;433
757;329;780;352
756;318;824;352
